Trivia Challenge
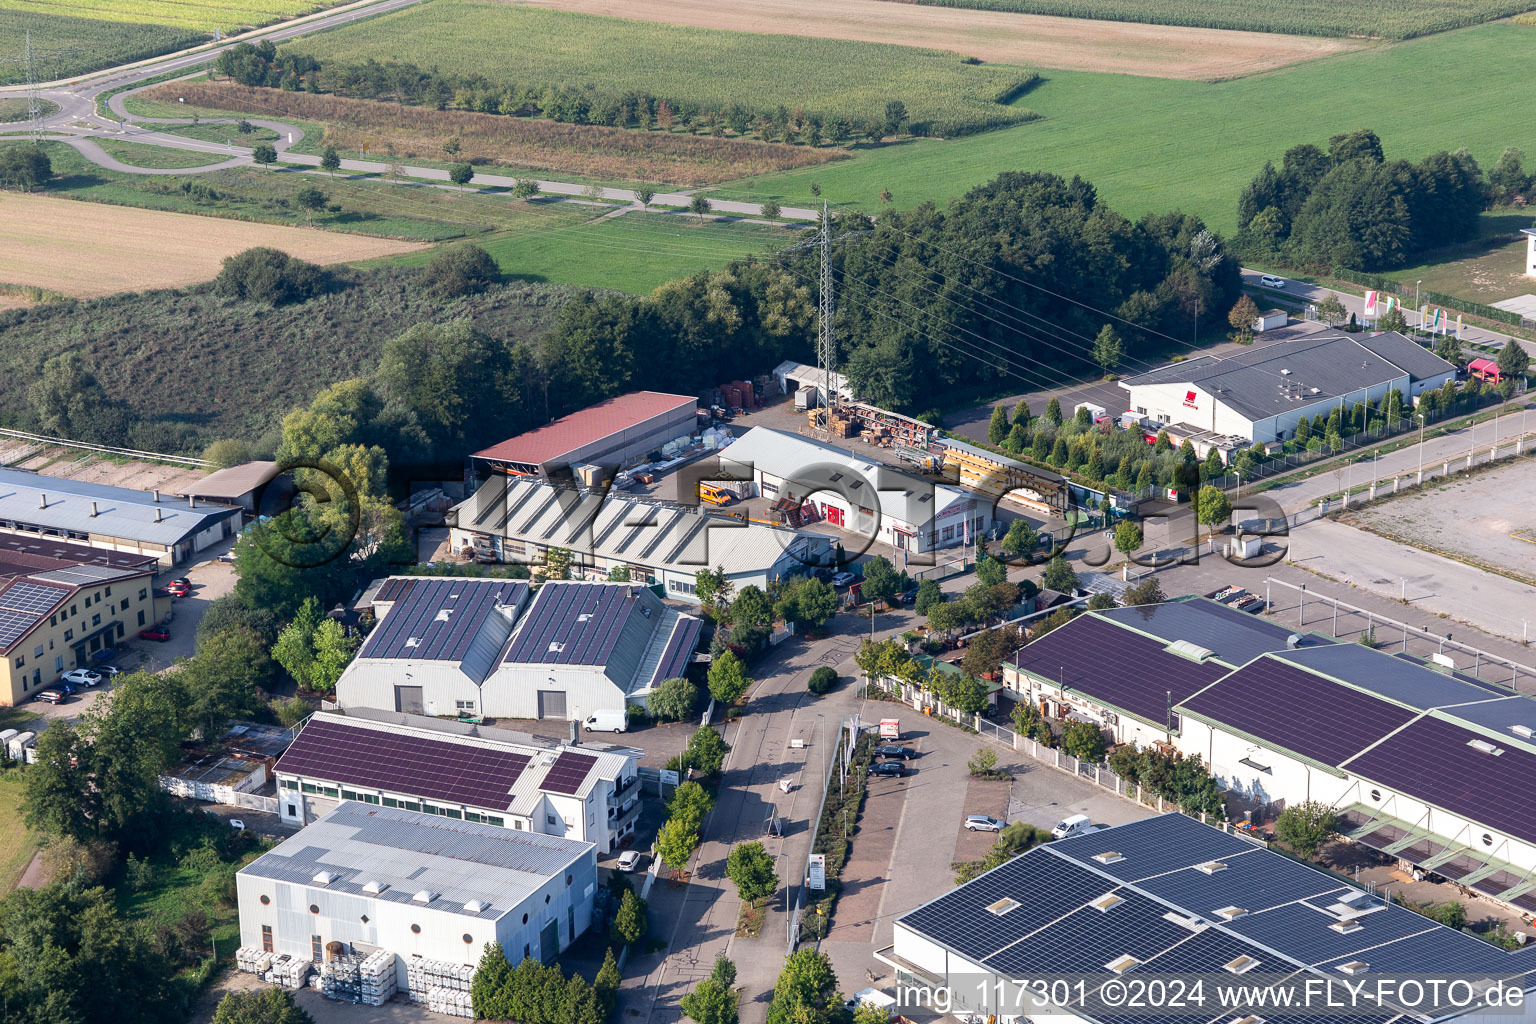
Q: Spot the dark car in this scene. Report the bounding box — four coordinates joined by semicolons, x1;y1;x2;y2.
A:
875;744;917;760
900;588;918;606
138;627;171;642
869;761;906;778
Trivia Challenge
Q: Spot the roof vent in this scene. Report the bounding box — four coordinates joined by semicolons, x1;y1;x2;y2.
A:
1196;860;1228;875
153;489;160;502
434;609;453;622
1162;911;1205;932
1280;369;1291;376
312;871;336;885
155;507;163;522
1105;955;1140;974
1231;1016;1266;1024
1513;725;1535;740
90;501;98;518
577;613;593;623
1468;738;1505;756
1214;906;1248;921
362;880;386;895
1338;961;1369;976
548;641;565;653
1329;921;1363;935
412;889;438;905
1093;851;1124;865
986;897;1021;916
464;900;487;914
1165;640;1214;663
38;493;46;509
1091;894;1124;913
405;637;421;648
1224;955;1261;975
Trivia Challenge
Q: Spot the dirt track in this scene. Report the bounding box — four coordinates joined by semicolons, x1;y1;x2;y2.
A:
508;0;1361;79
0;193;425;298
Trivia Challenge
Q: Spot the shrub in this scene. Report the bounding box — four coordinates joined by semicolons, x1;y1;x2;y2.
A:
213;247;326;305
648;676;699;722
1274;801;1338;858
0;145;51;191
807;666;838;695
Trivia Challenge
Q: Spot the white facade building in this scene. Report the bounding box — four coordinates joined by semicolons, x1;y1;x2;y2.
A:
720;427;991;555
274;709;642;851
236;803;597;981
1118;331;1456;444
334;577;702;721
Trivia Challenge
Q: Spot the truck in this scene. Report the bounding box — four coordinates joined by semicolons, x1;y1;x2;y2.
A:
879;718;901;740
584;709;629;733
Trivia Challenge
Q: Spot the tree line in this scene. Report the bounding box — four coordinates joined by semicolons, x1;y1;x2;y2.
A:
213;43;922;144
1232;129;1507;270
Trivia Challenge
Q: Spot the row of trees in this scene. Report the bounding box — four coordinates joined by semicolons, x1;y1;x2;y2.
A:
1234;129;1493;270
471;944;622;1024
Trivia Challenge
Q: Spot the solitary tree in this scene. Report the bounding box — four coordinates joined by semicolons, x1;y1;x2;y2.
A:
760;198;781;220
1061;721;1108;763
0;145;51;191
1195;484;1232;552
293;184;327;225
649;676;698;722
319;145;341;177
859;555;901;607
882;99;907;138
251;142;278;165
1316;293;1346;324
1092;325;1124;375
725;841;778;901
1112;520;1143;560
690;194;713;221
1497;338;1531;381
1378;306;1409;333
1000;519;1037;559
512;178;540;200
635;186;656;208
1122;575;1165;607
611;889;649;946
1274;801;1338;859
448;162;474;186
1228;294;1259;343
1042;554;1078;593
656;815;700;873
442;136;461;158
878;187;893;205
707;649;752;704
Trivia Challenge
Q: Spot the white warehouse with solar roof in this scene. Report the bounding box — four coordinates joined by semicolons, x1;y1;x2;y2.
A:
335;577;702;722
236;802;597;979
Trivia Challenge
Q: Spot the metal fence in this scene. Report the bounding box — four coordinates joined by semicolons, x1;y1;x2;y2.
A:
910;556;972;583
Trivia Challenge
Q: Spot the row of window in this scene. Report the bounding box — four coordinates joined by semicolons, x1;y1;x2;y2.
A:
256;924;477;960
283;778;507;828
15;621;130;677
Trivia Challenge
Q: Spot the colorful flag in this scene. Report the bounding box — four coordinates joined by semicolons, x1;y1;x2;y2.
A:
1456;314;1463;337
1429;308;1444;330
1364;290;1380;316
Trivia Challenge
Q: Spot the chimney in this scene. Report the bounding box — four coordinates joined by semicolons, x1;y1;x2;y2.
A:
38;493;45;509
153;489;160;503
155;507;163;523
188;494;196;509
90;501;98;518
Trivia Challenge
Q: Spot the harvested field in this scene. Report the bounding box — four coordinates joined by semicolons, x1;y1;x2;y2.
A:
0;193;426;298
143;82;844;185
511;0;1362;79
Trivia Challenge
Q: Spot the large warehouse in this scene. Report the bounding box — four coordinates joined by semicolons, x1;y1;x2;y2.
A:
473;392;698;481
334;577;702;721
885;813;1534;1024
1003;595;1536;908
1118;331;1456;444
720;427;991;555
274;709;642;851
0;468;241;566
448;477;833;601
236;803;597;979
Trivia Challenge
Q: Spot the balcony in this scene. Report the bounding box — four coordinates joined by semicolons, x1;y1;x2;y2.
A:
608;800;641;834
610;775;641;804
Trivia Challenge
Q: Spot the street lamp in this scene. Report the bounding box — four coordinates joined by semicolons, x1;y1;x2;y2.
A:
1417;413;1426;482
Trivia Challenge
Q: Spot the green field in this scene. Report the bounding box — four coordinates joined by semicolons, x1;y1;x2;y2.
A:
0;773;38;890
377;208;807;293
722;22;1536;236
0;1;348;84
286;0;1039;136
1383;212;1536;303
0;98;57;124
157;122;281;145
882;0;1536;38
95;138;235;168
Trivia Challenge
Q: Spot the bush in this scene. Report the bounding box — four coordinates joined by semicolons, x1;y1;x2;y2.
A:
807;666;838;695
213;247;326;305
421;242;500;297
648;676;698;722
201;438;251;468
0;145;51;191
1274;800;1338;858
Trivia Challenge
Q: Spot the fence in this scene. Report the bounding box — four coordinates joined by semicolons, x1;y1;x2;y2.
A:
1331;267;1525;327
909;556;972;583
0;426;212;467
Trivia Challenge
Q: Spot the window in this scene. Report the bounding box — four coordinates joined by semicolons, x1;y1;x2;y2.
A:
361;793;380;805
360;915;369;924
341;789;361;802
64;629;72;641
522;914;529;925
12;657;21;669
463;934;473;944
382;797;399;808
115;623;124;639
260;895;270;905
137;611;145;626
486;816;505;827
311;935;322;963
70;604;76;617
120;600;128;612
410;924;421;934
309;904;319;914
301;783;318;794
321;787;339;798
287;805;296;817
455;700;475;711
33;645;42;658
83;595;91;608
104;587;111;597
464;811;484;824
92;614;101;627
49;614;56;627
54;656;62;672
261;925;273;953
138;588;147;601
280;778;298;790
669;579;696;595
400;800;421;812
547;814;558;826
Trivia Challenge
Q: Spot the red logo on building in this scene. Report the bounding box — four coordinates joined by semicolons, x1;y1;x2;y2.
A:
1182;390;1199;410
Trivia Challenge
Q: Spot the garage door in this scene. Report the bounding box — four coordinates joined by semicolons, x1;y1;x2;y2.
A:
394;685;424;715
538;918;559;963
537;690;567;719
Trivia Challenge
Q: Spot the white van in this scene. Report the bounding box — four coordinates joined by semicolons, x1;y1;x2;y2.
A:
1051;813;1093;840
584;709;628;733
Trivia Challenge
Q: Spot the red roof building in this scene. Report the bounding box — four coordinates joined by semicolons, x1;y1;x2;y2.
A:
474;392;699;477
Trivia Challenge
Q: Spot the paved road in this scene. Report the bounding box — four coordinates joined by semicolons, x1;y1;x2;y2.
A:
1240;268;1535;358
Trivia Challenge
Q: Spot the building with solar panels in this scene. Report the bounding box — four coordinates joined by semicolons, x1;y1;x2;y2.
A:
0;467;242;566
1003;594;1536;906
884;813;1535;1024
334;577;702;723
237;802;597;980
273;709;642;851
0;562;161;705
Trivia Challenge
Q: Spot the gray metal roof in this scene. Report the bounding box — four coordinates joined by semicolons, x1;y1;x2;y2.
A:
1120;331;1453;422
0;468;241;545
26;564;147;586
1097;596;1309;668
238;802;593;920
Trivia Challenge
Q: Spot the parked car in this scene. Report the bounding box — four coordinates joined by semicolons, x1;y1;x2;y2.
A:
217;552;237;563
869;761;906;778
62;669;101;687
875;744;917;760
138;627;171;642
171;577;191;588
1051;813;1094;840
900;587;918;606
165;584;190;598
35;690;66;704
830;571;857;588
616;850;642;872
1259;274;1286;288
98;664;121;678
965;815;1006;832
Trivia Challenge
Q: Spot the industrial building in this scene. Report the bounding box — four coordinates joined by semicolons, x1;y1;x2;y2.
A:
334;577;701;721
236;802;597;981
771;360;853;406
274;709;642;851
1118;331;1456;444
0;467;242;565
176;460;281;513
1;562;162;705
1004;595;1536;906
472;392;699;481
719;427;991;555
884;813;1535;1024
448;477;833;600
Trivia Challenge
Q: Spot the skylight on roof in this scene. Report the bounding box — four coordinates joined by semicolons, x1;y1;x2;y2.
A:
548;641;565;653
1468;738;1505;756
1337;962;1368;976
362;880;385;895
1214;906;1248;921
1329;921;1363;935
577;613;592;623
434;609;453;622
1093;851;1124;865
1105;955;1139;974
1224;955;1261;975
1091;894;1123;913
986;897;1021;916
1231;1016;1265;1024
412;889;439;904
1165;639;1214;663
1511;725;1534;740
312;871;335;885
1196;860;1228;875
464;900;487;914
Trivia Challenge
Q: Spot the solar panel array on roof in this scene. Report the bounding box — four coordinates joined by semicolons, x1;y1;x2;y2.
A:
649;616;702;688
0;581;68;615
1279;643;1512;710
540;751;597;796
1178;655;1416;767
1008;614;1229;724
1097;597;1303;667
0;610;36;648
359;578;524;662
276;717;530;809
373;577;418;604
1343;715;1536;846
503;584;637;666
